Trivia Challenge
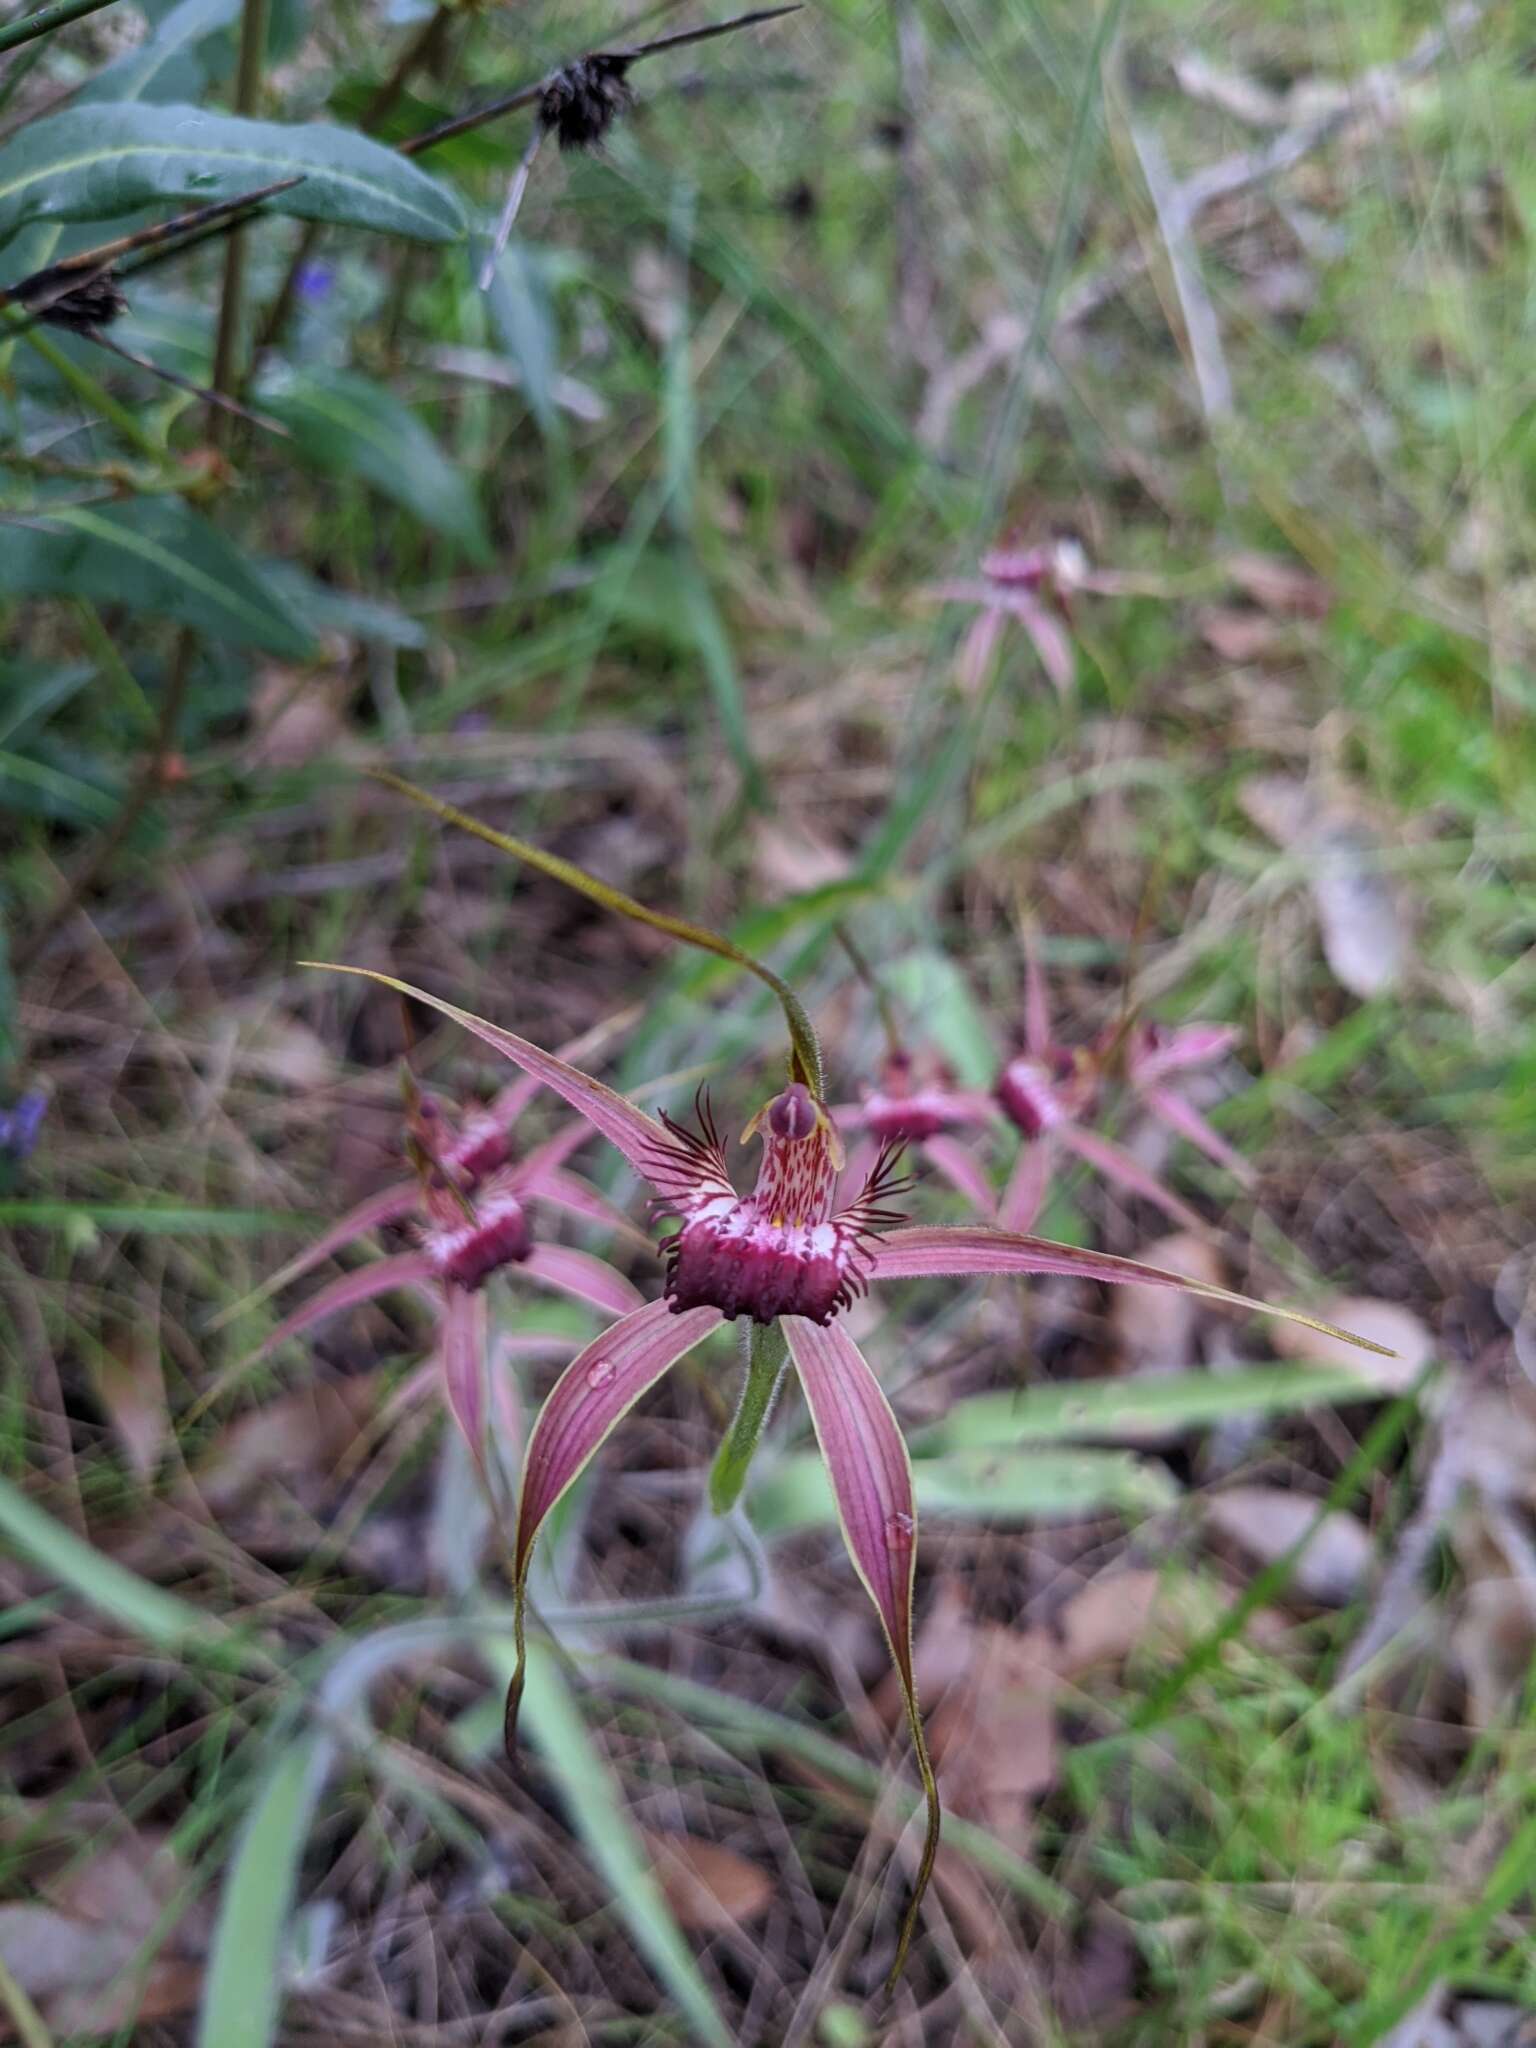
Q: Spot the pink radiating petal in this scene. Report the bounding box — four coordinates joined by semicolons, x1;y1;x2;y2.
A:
513;1299;723;1580
828;1101;868;1132
256;1251;437;1357
782;1317;918;1673
486;1072;543;1129
838;1134;880;1213
250;1181;418;1305
1018;604;1074;695
1145;1084;1256;1186
1022;936;1053;1061
440;1285;490;1462
310;967;680;1197
508;1116;595;1194
864;1224;1397;1355
997;1138;1053;1234
524;1165;641;1238
1131;1025;1241;1087
920;1134;995;1218
782;1316;939;1974
1057;1122;1206;1231
958;609;1004;693
521;1243;646;1320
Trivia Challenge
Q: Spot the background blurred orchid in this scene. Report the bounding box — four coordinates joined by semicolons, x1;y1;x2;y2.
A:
240;1069;642;1468
833;1047;997;1217
995;943;1252;1234
931;536;1091;695
308;958;1384;1986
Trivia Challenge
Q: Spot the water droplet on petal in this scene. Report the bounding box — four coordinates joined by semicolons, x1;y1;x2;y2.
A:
884;1510;915;1551
586;1357;616;1391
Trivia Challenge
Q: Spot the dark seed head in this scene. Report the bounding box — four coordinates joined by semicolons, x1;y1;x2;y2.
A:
38;271;128;334
539;53;634;151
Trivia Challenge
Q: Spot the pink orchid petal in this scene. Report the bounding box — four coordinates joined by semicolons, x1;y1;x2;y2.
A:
1131;1024;1241;1086
782;1316;939;1980
524;1164;643;1239
838;1134;880;1213
440;1284;490;1464
505;1301;725;1748
997;1139;1054;1234
1019;605;1074;695
238;1180;418;1312
1056;1122;1206;1231
486;1072;543;1129
521;1243;646;1320
1022;936;1053;1061
256;1251;437;1357
958;609;1004;693
507;1116;594;1193
306;966;679;1196
919;1133;996;1218
513;1299;724;1586
928;578;1001;604
862;1225;1394;1353
1145;1084;1256;1185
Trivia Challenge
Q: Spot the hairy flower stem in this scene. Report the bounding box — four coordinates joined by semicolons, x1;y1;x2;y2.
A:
709;1321;789;1514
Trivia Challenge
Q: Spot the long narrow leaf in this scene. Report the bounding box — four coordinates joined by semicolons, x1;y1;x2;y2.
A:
487;1638;732;2048
197;1737;324;2048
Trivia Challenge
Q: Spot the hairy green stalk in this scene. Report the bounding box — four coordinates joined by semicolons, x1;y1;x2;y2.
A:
709;1321;790;1513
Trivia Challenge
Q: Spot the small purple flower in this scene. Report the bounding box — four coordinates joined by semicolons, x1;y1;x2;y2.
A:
295;262;335;304
0;1090;46;1164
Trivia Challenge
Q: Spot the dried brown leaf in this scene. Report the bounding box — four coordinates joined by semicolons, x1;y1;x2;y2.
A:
1206;1485;1373;1604
88;1326;168;1483
1239;775;1407;996
644;1833;773;1934
1111;1231;1227;1381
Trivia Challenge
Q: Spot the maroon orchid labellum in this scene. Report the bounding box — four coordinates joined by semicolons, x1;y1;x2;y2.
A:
305;960;1389;1985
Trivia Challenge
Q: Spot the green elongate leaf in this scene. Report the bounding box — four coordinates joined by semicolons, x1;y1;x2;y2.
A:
923;1365;1391;1454
0;500;316;654
254;366;490;561
484;1640;733;2048
78;0;240;104
197;1737;324;2048
0;104;465;249
0;1199;316;1232
0;1472;236;1653
750;1444;1178;1534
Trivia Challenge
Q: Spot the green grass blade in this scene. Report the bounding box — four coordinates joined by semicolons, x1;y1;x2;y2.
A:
486;1640;733;2048
0;1471;230;1651
924;1366;1391;1452
197;1737;324;2048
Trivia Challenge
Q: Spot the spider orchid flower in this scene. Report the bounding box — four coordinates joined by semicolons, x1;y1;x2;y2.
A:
833;1048;998;1218
306;962;1387;1985
995;945;1251;1234
930;537;1093;695
246;1081;643;1466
